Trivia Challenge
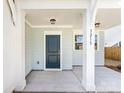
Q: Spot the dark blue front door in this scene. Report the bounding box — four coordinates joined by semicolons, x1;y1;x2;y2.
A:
46;35;60;69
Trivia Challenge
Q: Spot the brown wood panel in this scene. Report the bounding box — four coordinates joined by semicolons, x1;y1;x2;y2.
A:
105;47;121;61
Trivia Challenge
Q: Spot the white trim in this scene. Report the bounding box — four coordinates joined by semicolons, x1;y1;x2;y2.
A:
73;30;83;51
25;19;73;28
73;34;83;51
72;32;99;51
44;69;62;71
25;20;32;27
44;31;62;71
32;25;73;28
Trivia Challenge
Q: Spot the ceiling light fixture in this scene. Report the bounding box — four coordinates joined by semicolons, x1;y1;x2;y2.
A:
50;19;56;25
95;22;100;28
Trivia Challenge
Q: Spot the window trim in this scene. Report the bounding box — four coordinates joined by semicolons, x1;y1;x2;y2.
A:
73;33;99;51
73;34;83;51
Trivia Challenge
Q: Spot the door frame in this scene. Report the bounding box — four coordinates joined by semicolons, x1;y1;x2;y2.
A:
44;31;62;71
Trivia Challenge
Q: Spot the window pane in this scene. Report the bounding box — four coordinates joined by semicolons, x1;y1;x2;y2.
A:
75;35;83;50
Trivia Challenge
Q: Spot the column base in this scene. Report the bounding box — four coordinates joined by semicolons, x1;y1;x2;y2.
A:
82;80;96;91
15;79;26;91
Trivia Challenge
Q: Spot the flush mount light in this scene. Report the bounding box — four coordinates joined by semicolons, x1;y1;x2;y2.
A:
95;23;100;28
50;19;56;24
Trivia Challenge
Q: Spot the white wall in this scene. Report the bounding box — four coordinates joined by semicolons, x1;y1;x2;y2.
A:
72;30;83;65
104;25;121;47
62;31;73;69
25;28;104;70
31;28;44;70
27;29;73;70
95;31;104;65
3;0;19;92
72;30;104;66
25;23;33;76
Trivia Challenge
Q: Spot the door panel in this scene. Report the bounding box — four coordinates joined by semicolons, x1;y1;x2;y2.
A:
46;35;60;68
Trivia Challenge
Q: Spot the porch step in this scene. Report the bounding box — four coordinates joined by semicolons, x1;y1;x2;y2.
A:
13;90;121;93
13;91;86;93
13;91;84;93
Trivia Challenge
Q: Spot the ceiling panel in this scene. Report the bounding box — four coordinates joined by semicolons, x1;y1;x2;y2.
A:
26;9;121;30
96;9;121;30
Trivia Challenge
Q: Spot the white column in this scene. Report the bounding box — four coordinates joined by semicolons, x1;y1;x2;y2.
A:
15;7;26;90
82;0;98;91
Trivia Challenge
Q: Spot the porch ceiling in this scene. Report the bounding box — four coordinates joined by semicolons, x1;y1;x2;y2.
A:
25;9;121;30
96;9;121;30
26;9;84;29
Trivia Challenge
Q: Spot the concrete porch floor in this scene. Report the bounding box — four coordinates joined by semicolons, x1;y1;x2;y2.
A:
22;66;120;92
73;66;121;92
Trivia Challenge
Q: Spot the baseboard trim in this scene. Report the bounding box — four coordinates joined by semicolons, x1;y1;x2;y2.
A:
95;65;104;67
73;65;82;67
32;69;44;71
72;65;104;67
62;69;72;71
25;70;33;78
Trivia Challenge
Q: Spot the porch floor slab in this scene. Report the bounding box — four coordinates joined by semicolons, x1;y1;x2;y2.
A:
24;70;84;92
73;66;121;92
95;67;121;92
22;66;120;92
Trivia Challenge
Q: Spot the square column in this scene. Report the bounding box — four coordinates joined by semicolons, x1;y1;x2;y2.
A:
15;8;26;90
82;9;96;91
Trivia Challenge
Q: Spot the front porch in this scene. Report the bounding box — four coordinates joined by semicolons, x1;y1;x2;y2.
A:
15;66;120;93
